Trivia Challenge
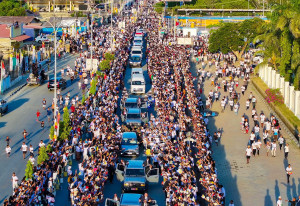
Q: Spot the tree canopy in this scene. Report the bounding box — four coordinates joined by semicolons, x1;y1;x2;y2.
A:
0;0;26;16
208;18;265;59
255;0;300;89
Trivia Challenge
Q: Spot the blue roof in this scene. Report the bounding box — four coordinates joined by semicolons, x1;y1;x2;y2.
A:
127;160;144;169
122;132;137;139
126;98;138;103
127;108;141;114
121;193;142;205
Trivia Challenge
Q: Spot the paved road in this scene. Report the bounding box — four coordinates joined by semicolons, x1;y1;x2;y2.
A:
0;54;80;203
190;60;300;206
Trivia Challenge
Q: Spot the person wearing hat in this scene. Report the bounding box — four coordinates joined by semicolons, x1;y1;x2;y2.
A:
277;196;283;206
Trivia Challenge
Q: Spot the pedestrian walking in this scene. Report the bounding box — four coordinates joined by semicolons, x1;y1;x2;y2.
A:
6;136;10;146
47;108;52;122
277;196;283;206
245;145;252;164
271;140;277;157
286;164;292;184
36;110;41;121
29;144;34;156
22;129;27;140
11;172;18;191
252;141;257;156
6;145;11;157
256;140;262;156
278;135;284;151
42;98;47;110
41;121;45;129
285;198;297;206
229;200;235;206
21;142;27;159
284;143;289;158
266;141;271;156
252;95;257;109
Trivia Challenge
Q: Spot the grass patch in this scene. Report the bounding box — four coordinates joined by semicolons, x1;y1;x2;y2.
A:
252;76;300;133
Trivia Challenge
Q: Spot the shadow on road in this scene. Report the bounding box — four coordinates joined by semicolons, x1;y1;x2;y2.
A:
264;189;273;206
0;122;6;128
8;98;29;113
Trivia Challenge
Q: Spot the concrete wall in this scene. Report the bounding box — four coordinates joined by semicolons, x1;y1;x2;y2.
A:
258;64;300;118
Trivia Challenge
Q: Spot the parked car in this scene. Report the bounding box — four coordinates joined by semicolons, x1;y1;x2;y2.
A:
48;77;67;90
35;35;51;44
0;99;8;116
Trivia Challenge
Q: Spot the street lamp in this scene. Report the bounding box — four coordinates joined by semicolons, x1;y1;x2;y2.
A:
111;0;113;50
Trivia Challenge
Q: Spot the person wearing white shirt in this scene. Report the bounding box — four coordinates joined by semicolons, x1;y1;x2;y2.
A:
245;145;252;164
276;196;283;206
286;164;292;184
278;135;284;151
21;142;27;159
271;141;277;157
11;172;18;190
255;140;262;156
284;143;289;159
229;200;235;206
6;145;11;157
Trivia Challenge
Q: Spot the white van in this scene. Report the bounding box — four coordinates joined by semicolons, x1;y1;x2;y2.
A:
131;68;143;76
131;74;145;94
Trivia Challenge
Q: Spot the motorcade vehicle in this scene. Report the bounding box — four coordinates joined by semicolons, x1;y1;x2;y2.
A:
115;160;159;193
0;99;8;116
121;132;139;156
130;74;145;93
105;193;158;206
27;70;47;86
129;55;142;67
131;68;143;76
201;111;219;117
130;46;143;58
48;77;67;90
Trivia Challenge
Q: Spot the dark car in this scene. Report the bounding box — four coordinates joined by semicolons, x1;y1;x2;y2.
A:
48;77;67;90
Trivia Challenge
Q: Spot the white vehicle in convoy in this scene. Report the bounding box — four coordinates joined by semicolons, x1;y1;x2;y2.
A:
131;68;143;76
130;74;145;94
130;46;143;58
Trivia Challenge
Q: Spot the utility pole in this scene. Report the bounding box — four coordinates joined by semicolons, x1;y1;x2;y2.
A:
263;0;264;17
248;0;249;17
111;0;113;50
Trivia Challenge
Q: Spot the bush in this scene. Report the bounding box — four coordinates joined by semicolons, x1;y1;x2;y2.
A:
104;52;115;61
100;59;111;71
265;89;284;105
37;146;49;165
25;160;33;180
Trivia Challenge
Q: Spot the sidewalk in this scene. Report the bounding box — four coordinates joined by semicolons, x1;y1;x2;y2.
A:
190;60;300;205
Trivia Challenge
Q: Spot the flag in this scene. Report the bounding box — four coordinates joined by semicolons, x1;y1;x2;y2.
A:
1;61;5;78
9;54;13;71
176;21;179;26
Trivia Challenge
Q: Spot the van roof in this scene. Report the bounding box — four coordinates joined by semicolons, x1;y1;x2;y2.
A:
131;73;144;78
125;98;138;103
127;108;141;114
131;68;143;72
121;193;142;205
127;160;144;169
122;132;137;139
132;45;142;50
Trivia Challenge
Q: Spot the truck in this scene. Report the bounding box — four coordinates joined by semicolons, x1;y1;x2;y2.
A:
121;132;139;156
115;160;159;193
130;74;145;94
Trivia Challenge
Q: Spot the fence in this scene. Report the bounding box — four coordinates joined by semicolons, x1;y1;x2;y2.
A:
258;64;300;118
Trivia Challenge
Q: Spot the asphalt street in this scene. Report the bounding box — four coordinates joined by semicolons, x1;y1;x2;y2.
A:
0;54;80;203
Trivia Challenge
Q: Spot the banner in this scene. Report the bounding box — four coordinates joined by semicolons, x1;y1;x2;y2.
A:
37;51;41;63
20;51;23;71
32;45;36;63
1;61;5;78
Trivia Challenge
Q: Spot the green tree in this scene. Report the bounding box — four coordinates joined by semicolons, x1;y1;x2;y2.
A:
90;78;97;95
25;160;33;180
99;59;111;71
37;146;48;165
104;52;115;61
0;0;25;16
49;125;55;140
209;18;265;60
82;94;86;105
58;107;71;141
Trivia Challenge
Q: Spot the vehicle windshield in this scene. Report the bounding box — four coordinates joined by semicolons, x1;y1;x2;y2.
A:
127;113;141;119
132;81;144;85
125;102;138;108
134;40;142;44
132;50;142;54
122;138;138;145
131;56;141;62
125;168;144;176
